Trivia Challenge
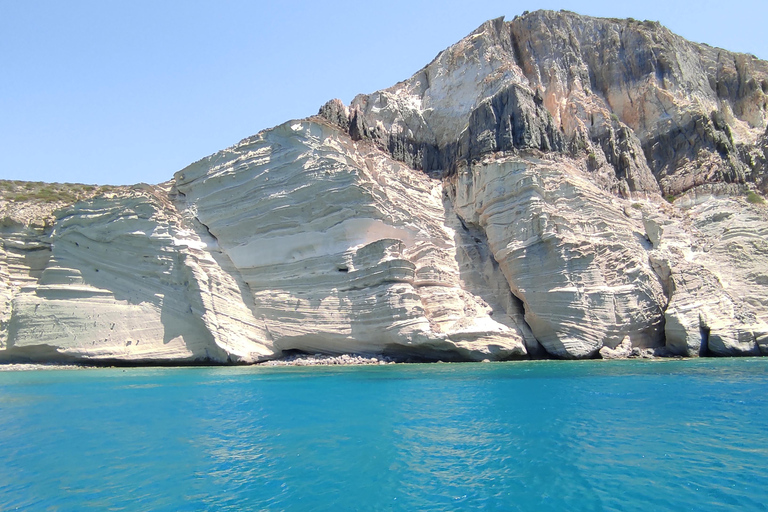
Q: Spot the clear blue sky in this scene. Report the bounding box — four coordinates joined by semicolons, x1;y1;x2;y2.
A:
2;0;766;185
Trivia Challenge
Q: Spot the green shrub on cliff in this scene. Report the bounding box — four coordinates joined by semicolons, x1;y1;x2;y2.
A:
0;180;119;205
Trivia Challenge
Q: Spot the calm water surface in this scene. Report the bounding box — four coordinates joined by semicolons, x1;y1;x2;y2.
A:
0;359;766;511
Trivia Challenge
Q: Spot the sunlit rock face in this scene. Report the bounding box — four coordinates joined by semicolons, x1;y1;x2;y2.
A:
348;11;767;197
1;10;767;363
173;120;531;361
326;10;768;359
644;192;768;357
447;155;666;358
0;190;275;363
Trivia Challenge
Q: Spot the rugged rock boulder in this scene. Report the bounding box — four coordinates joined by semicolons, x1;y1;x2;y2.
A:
1;10;766;363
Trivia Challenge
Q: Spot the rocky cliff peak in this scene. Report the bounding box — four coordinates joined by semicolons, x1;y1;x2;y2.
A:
320;10;768;197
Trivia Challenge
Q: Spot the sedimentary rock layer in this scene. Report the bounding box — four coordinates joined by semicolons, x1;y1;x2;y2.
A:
1;10;766;362
173;119;531;361
1;188;275;363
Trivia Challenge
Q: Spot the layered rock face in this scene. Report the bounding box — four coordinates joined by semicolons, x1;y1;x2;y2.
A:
644;192;768;356
1;10;766;363
0;187;276;363
172;120;531;361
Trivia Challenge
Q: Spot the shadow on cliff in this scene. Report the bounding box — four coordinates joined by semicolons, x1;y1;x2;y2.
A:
445;203;547;359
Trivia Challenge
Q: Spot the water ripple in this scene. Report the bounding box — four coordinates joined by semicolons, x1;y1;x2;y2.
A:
0;359;766;510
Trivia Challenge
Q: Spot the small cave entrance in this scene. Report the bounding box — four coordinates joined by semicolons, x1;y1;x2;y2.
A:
699;325;711;356
510;293;526;317
510;292;548;359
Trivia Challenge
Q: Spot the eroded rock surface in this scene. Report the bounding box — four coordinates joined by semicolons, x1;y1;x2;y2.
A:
447;154;666;358
1;187;275;363
645;192;768;356
1;10;767;363
173;119;530;361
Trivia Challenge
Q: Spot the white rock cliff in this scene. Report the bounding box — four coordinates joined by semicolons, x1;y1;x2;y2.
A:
1;10;767;363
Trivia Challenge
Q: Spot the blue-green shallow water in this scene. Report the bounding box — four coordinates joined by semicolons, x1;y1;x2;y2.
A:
1;359;767;511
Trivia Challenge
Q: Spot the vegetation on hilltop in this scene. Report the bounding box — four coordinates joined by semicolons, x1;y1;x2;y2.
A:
0;180;122;205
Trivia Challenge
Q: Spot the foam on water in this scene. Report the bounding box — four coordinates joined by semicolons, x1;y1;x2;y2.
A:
1;359;767;511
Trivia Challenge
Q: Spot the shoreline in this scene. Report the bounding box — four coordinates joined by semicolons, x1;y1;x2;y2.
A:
256;353;398;366
0;344;686;371
0;354;401;371
0;352;698;371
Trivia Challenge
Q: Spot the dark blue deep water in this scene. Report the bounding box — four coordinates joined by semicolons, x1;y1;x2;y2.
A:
1;359;767;511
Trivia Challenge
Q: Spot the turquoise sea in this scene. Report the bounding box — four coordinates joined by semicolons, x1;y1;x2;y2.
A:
1;359;767;511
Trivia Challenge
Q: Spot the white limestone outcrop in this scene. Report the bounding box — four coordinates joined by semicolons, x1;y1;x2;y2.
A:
447;154;667;358
1;10;767;363
645;193;768;356
173;119;530;361
1;188;275;363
